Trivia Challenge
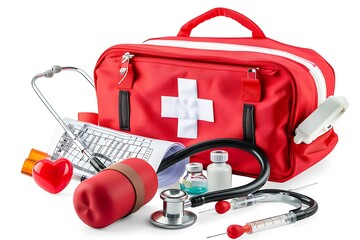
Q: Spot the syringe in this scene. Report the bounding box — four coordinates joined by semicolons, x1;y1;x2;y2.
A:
207;212;297;239
199;183;317;214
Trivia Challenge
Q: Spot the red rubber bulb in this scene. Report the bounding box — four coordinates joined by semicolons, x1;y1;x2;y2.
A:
215;200;231;214
227;225;245;239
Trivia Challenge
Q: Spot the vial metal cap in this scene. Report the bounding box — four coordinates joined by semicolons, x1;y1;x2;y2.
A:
210;150;228;163
186;162;203;172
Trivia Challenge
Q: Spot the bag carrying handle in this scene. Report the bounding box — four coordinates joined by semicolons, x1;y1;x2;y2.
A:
177;7;266;39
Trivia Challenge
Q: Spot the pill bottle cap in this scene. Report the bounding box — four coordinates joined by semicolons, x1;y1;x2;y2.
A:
210;150;228;163
28;148;48;161
21;158;38;176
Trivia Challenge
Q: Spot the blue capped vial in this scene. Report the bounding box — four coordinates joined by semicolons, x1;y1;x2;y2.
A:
180;162;208;195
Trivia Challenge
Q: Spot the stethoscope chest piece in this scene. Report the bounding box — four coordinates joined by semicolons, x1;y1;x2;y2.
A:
150;189;197;229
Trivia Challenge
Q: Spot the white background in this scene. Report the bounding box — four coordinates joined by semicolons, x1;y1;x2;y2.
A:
1;0;359;239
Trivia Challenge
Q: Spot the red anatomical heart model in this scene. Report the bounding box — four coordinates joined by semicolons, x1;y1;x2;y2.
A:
32;158;73;194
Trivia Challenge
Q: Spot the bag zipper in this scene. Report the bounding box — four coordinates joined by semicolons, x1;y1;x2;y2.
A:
143;39;326;106
117;52;276;85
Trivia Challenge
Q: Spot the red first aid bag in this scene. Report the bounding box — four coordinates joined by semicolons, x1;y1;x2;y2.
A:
93;8;339;182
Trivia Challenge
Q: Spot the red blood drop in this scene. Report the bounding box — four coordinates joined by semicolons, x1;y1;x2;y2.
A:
215;201;231;214
227;225;245;239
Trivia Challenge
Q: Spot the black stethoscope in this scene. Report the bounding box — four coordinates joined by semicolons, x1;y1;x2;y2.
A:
150;139;317;231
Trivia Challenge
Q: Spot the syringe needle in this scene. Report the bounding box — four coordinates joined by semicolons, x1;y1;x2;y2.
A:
207;232;227;238
199;208;215;214
288;182;318;192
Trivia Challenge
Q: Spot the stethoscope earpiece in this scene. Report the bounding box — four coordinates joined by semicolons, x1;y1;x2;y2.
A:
150;189;197;229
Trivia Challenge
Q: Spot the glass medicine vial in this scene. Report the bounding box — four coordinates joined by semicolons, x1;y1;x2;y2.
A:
180;162;208;195
207;150;232;192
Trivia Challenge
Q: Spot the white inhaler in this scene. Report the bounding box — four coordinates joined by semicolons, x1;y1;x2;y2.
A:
207;150;232;192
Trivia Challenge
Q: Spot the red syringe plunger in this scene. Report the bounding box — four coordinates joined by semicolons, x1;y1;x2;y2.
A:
227;224;251;239
215;201;231;214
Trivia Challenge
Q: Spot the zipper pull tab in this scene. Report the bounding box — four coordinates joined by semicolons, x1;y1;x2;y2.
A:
119;52;134;75
242;68;261;102
248;68;257;79
118;52;134;89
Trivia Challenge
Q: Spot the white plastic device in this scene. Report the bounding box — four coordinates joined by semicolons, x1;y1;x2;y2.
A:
294;96;349;144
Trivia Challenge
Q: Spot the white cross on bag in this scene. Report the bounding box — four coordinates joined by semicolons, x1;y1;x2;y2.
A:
161;78;214;139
